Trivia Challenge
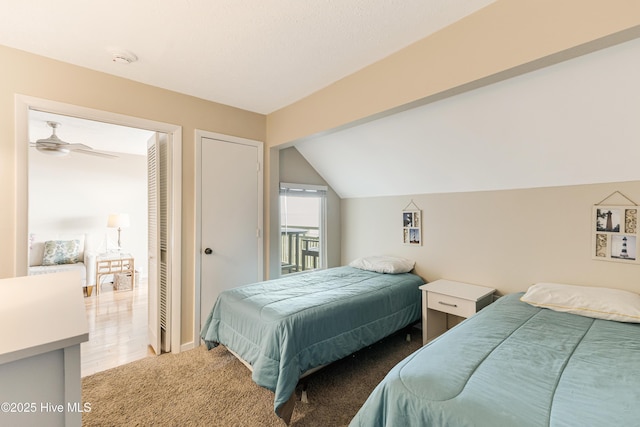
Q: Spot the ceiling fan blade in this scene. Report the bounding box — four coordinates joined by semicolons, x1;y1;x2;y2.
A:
73;148;119;159
65;143;93;150
33;122;119;158
32;140;92;150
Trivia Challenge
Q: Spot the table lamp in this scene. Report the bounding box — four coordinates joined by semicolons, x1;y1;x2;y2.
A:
107;213;130;251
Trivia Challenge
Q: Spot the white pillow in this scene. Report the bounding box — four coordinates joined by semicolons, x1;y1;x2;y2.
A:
349;256;415;274
521;282;640;323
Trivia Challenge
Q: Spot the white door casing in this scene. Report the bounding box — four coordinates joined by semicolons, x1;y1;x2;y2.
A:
195;131;263;336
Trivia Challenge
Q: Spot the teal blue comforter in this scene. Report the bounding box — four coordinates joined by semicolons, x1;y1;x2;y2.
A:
350;292;640;426
200;266;422;418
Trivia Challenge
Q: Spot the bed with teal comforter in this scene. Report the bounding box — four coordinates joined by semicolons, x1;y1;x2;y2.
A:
200;266;422;421
350;292;640;427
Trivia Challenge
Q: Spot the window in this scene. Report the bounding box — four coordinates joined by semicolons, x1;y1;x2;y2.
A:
280;182;327;275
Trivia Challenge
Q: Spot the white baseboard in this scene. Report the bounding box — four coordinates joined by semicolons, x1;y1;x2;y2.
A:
179;341;196;353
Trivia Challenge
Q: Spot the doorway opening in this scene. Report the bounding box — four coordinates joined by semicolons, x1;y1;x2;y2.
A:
28;109;153;375
15;95;182;375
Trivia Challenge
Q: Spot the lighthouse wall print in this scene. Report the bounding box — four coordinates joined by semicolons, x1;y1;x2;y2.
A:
593;205;638;264
402;210;422;246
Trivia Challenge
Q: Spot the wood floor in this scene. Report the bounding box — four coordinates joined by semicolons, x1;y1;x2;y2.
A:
81;278;155;377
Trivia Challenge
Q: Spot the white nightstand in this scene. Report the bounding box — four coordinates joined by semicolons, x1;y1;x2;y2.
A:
420;279;495;345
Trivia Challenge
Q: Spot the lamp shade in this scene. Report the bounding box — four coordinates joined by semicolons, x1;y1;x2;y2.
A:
107;213;130;229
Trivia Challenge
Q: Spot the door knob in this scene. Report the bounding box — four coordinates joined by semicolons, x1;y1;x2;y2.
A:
204;248;213;255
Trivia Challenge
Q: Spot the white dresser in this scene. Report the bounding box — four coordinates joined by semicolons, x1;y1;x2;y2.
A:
0;271;89;427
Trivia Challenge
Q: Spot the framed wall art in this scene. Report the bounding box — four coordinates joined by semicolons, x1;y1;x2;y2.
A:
403;200;422;246
592;192;639;264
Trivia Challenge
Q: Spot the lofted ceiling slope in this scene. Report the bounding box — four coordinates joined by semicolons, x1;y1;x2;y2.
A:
295;37;640;198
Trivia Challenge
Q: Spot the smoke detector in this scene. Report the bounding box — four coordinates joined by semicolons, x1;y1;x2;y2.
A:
109;49;138;64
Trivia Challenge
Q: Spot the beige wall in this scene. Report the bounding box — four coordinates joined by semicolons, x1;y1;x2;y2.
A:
0;45;265;345
342;181;640;295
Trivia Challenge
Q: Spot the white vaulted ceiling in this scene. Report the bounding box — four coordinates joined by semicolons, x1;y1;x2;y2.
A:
295;37;640;198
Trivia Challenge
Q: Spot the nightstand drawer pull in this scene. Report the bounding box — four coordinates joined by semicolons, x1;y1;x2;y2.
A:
438;301;458;308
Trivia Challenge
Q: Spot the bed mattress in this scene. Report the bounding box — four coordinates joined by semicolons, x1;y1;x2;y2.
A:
200;266;423;417
350;292;640;426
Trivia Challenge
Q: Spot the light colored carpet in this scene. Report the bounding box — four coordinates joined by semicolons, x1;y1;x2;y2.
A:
82;327;421;426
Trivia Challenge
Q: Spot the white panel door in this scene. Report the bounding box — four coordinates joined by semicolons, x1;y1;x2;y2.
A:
200;136;262;328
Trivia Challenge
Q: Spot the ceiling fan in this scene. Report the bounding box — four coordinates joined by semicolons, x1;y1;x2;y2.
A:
31;121;118;158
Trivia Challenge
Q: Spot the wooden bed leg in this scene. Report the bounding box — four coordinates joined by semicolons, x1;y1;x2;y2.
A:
301;383;309;404
278;392;296;425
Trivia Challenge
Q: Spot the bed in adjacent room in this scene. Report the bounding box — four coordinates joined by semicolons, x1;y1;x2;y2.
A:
349;283;640;426
200;257;423;424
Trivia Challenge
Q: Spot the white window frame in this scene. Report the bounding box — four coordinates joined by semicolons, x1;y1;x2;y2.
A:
279;182;327;275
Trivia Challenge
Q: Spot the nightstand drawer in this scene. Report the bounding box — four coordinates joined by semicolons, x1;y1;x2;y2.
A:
427;292;477;318
420;280;495;345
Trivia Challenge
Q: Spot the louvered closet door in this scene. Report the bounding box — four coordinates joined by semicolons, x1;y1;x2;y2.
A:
147;132;168;355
